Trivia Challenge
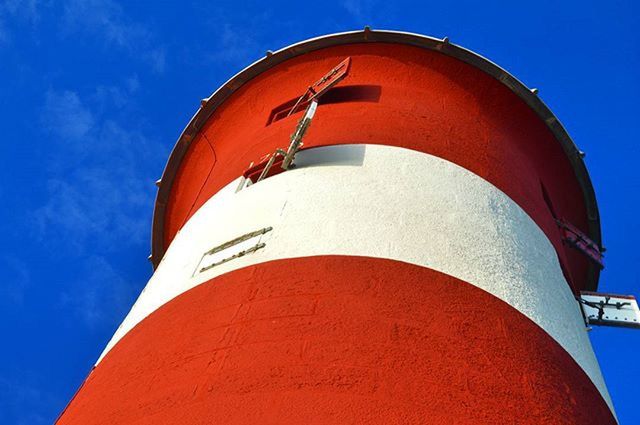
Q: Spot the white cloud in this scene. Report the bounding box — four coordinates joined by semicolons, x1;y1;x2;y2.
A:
35;97;156;250
61;0;146;48
36;86;160;323
125;74;140;93
0;18;7;43
57;255;138;326
0;256;30;307
0;372;61;425
1;0;167;73
204;19;260;66
60;0;167;73
42;89;95;142
341;0;381;23
203;10;275;66
210;23;261;64
3;0;42;24
144;47;166;74
0;0;43;44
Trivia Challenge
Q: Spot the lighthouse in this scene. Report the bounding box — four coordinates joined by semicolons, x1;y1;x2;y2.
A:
57;30;625;424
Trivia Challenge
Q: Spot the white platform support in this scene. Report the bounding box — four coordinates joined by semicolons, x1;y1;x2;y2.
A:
579;292;640;329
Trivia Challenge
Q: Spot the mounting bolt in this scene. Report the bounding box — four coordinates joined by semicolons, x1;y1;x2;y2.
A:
442;36;450;44
266;50;274;57
155;179;162;187
364;25;371;32
530;88;539;95
200;98;208;107
578;150;586;158
147;254;153;262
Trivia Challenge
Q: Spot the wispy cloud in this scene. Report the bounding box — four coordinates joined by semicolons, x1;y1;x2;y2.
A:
0;372;61;425
341;0;384;24
0;256;30;307
42;90;94;142
36;87;157;250
0;0;43;43
144;47;166;74
61;0;147;48
208;23;262;64
58;255;138;326
201;8;283;67
0;18;7;44
35;85;160;323
3;0;42;24
61;0;167;73
1;1;167;73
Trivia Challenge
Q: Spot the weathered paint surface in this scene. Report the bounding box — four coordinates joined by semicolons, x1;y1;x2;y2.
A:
95;145;612;411
163;42;593;291
57;37;613;424
57;257;615;424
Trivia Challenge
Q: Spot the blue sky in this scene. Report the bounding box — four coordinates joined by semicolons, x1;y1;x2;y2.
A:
0;1;638;423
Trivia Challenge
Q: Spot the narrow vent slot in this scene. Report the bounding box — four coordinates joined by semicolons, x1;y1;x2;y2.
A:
196;227;272;274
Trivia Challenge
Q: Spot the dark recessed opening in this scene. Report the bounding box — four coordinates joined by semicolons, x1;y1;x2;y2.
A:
267;98;301;125
541;180;576;289
266;85;382;126
540;181;557;219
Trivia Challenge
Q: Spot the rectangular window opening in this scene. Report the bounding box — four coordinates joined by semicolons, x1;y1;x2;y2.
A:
265;85;382;126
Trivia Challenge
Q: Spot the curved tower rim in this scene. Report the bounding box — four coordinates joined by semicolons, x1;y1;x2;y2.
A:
150;29;602;290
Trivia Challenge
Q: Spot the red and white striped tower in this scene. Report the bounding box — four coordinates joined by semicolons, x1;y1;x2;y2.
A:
58;30;617;424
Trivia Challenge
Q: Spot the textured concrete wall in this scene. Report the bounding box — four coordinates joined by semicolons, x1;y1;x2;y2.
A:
96;145;611;411
162;42;593;291
58;257;615;424
58;38;612;424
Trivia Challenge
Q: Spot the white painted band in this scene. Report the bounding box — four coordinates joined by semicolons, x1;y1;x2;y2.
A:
99;144;614;413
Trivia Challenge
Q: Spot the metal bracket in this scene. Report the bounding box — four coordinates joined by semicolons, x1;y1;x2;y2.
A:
578;291;640;329
287;57;351;117
251;99;317;183
556;219;604;269
241;58;351;185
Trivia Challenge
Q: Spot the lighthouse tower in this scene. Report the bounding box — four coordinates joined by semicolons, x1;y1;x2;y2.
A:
57;30;618;424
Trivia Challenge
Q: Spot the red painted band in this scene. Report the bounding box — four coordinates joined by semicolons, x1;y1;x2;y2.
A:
164;44;593;290
57;256;614;424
